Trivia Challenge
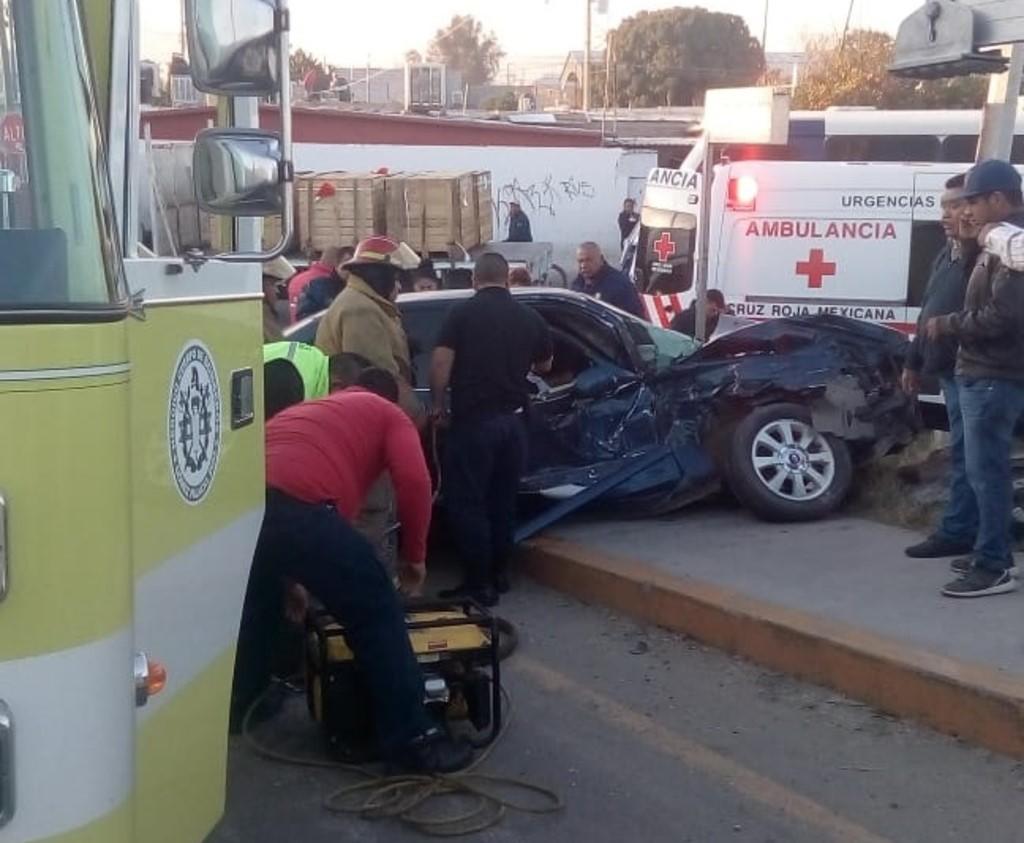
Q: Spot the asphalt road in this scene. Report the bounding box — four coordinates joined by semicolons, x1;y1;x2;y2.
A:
209;576;1024;843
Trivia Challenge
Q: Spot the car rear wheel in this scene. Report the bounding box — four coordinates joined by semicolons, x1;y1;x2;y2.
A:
726;403;852;522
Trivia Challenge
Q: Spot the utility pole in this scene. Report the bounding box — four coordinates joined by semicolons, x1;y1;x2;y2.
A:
978;44;1024;160
762;0;769;54
761;0;770;83
583;0;591;113
179;0;187;56
840;0;855;52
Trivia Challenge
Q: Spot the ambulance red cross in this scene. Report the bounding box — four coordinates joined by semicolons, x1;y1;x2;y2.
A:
630;160;983;335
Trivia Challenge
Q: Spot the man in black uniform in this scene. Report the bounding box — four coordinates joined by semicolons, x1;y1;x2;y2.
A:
430;253;554;606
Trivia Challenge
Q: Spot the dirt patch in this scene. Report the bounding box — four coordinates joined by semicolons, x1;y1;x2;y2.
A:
849;434;950;533
851;433;1024;543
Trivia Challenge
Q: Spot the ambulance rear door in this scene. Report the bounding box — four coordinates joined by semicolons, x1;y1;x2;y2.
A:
635;167;700;296
713;162;919;330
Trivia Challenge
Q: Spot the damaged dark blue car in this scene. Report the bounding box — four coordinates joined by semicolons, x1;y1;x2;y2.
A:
289;288;916;527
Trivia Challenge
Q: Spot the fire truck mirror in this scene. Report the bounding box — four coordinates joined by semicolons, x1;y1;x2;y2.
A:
185;0;280;96
193;129;284;218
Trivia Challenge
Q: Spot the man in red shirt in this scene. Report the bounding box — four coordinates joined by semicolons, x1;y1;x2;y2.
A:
287;245;353;323
232;369;472;773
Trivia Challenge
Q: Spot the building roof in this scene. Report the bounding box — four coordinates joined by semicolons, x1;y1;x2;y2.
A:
142;105;605;148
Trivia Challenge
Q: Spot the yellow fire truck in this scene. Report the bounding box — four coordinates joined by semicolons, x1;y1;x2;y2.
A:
0;1;294;840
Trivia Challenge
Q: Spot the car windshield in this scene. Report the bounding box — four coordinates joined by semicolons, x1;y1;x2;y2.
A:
621;311;701;371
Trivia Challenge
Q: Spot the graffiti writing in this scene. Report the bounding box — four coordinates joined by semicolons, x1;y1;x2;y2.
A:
492;173;598;227
559;176;596;201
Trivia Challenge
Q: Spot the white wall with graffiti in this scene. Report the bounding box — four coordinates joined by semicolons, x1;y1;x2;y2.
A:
292;143;657;271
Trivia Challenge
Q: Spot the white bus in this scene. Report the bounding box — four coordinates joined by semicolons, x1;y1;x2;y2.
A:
727;108;1024;164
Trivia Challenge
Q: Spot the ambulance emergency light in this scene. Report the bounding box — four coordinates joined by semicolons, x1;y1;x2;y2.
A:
727;176;758;212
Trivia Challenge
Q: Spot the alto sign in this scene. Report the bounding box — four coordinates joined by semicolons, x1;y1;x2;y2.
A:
0;113;23;152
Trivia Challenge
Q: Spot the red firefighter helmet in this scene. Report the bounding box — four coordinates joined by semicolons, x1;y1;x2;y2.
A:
344;236;420;271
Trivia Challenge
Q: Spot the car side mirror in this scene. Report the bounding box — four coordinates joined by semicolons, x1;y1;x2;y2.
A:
193;129;284;217
185;0;279;96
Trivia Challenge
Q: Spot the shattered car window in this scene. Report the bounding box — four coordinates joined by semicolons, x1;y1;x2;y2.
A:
622;315;701;371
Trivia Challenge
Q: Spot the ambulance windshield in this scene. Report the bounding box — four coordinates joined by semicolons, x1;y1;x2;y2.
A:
640;206;697;231
0;0;123;314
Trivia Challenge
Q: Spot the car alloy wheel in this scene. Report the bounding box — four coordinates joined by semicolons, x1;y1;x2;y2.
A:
749;418;836;502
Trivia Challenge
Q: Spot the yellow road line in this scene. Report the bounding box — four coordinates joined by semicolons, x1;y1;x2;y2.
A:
515;655;896;843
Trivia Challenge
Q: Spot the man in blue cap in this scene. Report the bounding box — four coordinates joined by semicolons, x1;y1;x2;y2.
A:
926;159;1024;598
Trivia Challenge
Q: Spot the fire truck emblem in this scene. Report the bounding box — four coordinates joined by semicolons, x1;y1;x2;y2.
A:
168;341;222;504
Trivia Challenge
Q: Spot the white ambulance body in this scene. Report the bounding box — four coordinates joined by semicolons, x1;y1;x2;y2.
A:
635;161;974;334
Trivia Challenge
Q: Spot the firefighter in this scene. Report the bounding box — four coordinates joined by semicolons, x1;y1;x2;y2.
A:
314;236;422;422
315;236;424;576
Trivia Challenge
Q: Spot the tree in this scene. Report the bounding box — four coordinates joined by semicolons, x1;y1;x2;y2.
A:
290;49;325;83
405;49;424;65
610;8;764;108
793;30;986;109
427;14;504;86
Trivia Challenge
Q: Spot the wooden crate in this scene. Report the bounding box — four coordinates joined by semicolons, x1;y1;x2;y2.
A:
296;172;387;255
474;171;494;244
385;171;492;253
198;211;290;253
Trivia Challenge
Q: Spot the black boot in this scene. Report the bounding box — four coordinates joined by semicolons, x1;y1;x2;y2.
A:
493;570;511;595
439;582;499;607
396;727;474;774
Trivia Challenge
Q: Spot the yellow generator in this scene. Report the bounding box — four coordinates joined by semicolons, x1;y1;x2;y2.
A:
305;599;502;762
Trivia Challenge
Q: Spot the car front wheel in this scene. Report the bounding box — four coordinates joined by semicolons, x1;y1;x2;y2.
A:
725;403;853;522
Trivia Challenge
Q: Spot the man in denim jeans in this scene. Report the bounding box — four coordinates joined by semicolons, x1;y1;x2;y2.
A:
927;159;1024;598
904;174;979;562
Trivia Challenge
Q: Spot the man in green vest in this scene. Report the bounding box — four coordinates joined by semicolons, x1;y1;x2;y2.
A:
263;342;373;400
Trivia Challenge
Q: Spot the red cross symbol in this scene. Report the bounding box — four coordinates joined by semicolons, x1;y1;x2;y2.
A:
795;248;836;289
652;231;676;262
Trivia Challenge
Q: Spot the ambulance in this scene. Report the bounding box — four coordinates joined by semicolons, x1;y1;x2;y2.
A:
632;146;967;335
0;1;293;841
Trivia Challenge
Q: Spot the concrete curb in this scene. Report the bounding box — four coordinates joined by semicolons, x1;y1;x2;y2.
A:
522;535;1024;758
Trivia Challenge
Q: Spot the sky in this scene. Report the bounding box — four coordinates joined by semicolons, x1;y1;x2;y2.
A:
142;0;924;79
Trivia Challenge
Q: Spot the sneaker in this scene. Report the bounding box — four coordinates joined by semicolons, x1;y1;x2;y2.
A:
950;556;974;575
905;535;974;559
941;568;1019;598
952;556;1021;577
397;727;474;774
